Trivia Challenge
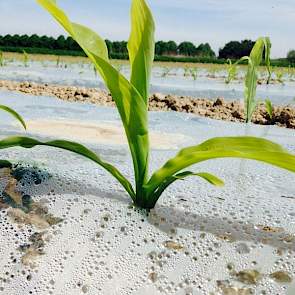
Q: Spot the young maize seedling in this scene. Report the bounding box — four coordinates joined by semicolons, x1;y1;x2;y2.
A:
0;51;4;67
0;0;294;210
189;67;198;80
244;37;272;123
287;66;295;81
265;99;273;120
225;59;238;84
161;67;170;78
275;70;284;85
56;56;60;67
183;67;190;77
23;50;29;67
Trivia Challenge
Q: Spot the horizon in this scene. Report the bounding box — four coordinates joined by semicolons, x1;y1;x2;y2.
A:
0;0;294;58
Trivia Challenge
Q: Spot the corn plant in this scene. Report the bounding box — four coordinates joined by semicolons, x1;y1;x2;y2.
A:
225;59;238;84
0;51;4;67
287;66;295;81
265;99;273;120
275;69;284;84
189;67;198;80
244;37;271;123
183;66;190;77
56;56;60;67
0;0;294;210
161;67;170;78
23;50;29;67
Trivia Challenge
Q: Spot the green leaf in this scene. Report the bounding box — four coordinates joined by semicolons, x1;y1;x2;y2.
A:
0;105;26;129
0;136;135;200
37;0;150;200
244;37;271;122
263;37;272;84
265;99;273;119
144;136;295;197
226;57;248;84
0;51;4;67
128;0;155;103
145;171;224;208
171;171;224;186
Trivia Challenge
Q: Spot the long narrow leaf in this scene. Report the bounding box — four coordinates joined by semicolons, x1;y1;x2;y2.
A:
0;136;135;200
37;0;150;198
0;105;26;129
244;37;271;122
128;0;155;103
144;136;295;196
265;99;273;119
263;37;272;84
146;171;224;208
225;57;248;84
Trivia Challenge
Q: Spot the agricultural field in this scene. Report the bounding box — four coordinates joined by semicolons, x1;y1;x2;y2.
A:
1;52;295;105
0;1;295;295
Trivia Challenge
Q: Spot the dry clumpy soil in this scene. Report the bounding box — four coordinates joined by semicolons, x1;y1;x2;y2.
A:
1;80;295;129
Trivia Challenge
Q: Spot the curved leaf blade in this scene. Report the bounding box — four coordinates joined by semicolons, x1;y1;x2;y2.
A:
145;136;295;196
265;99;273;119
140;170;223;208
37;0;150;197
146;171;224;208
0;136;135;200
244;37;271;122
0;105;26;129
128;0;155;103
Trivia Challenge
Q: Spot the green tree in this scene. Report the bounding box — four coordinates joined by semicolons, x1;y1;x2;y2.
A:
219;40;255;59
178;41;197;56
166;41;177;55
28;34;41;47
287;50;295;64
196;43;215;58
3;35;14;46
65;36;80;51
105;39;113;54
155;41;167;55
55;35;66;49
112;41;127;53
19;35;30;47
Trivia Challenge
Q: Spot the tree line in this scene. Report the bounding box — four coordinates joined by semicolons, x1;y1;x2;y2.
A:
0;34;293;63
0;34;216;58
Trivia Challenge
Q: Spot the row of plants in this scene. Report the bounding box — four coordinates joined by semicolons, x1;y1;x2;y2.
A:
0;0;294;210
0;45;294;68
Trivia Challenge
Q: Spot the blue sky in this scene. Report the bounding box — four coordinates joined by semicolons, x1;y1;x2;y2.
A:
0;0;294;57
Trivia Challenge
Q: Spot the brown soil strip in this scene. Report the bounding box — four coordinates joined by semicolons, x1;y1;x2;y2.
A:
0;80;294;129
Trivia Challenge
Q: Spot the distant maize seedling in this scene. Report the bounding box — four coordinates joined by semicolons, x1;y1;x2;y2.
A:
56;56;60;67
225;58;244;84
243;37;271;123
189;67;198;80
265;99;273;120
23;50;29;67
0;51;4;67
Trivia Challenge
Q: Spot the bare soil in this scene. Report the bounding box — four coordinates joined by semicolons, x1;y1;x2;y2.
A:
0;80;294;129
